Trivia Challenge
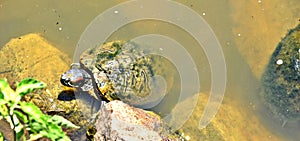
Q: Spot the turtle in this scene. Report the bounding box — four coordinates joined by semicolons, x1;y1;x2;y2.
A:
60;40;175;110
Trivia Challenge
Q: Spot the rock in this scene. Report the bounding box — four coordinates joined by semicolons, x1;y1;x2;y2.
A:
0;33;77;113
0;119;14;141
0;33;90;140
94;100;181;141
262;24;300;122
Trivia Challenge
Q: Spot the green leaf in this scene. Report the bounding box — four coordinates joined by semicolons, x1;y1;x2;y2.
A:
20;102;44;119
14;110;28;124
0;101;8;116
0;91;3;100
28;133;43;141
8;101;20;116
12;113;25;141
16;78;46;97
0;78;17;101
49;115;80;129
0;132;4;141
15;125;24;141
0;78;76;141
13;114;22;131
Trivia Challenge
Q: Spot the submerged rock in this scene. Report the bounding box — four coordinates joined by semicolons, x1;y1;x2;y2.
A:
262;24;300;123
174;92;282;141
93;100;182;141
0;33;90;140
0;33;76;113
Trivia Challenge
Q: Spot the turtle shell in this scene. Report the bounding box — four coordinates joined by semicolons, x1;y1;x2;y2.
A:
79;40;175;107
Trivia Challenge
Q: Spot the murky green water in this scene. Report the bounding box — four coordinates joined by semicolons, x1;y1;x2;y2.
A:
1;0;299;140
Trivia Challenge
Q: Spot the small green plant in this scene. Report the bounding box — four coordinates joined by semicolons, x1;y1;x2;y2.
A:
0;78;79;141
0;132;3;141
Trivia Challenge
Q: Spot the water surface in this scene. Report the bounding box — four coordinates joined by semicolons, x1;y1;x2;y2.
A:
1;0;299;140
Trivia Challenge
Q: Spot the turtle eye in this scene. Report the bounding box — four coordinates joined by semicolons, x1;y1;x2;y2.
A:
60;77;72;87
61;71;73;87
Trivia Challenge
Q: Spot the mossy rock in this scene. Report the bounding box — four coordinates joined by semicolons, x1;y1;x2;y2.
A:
0;33;78;113
262;24;300;121
0;33;91;140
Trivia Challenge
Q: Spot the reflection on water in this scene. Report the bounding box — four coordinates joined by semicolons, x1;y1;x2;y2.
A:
0;0;299;140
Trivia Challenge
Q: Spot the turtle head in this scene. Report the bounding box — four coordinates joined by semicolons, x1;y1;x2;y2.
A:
60;63;92;88
61;68;85;88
